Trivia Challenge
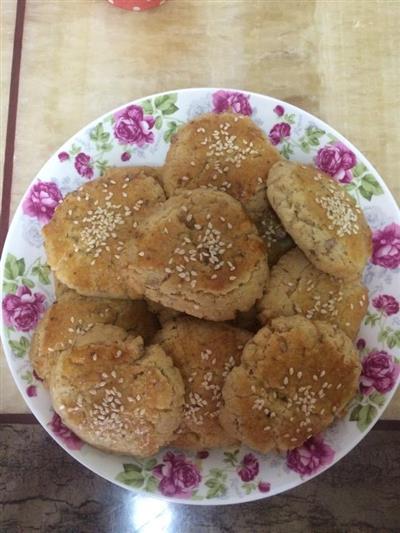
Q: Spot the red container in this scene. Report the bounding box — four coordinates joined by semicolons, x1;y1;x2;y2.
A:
108;0;166;11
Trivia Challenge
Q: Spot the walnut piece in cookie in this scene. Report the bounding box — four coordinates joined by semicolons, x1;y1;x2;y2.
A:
267;161;371;279
219;316;361;453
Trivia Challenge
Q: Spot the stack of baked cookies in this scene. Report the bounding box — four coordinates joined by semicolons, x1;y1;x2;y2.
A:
30;112;371;457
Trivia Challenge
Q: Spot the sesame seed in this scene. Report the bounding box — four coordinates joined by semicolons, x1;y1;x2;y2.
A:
316;186;359;237
138;251;145;256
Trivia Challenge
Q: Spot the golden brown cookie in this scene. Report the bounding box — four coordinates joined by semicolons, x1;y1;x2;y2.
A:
43;166;165;298
154;317;252;449
267;161;371;279
162;112;280;221
29;292;159;384
122;188;269;321
219;316;361;454
49;331;184;457
255;202;294;266
257;248;368;339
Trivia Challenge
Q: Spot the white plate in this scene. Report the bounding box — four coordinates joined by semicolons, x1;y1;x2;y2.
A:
1;88;400;505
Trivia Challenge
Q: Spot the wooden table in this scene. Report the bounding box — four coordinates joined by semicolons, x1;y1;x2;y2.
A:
1;0;400;529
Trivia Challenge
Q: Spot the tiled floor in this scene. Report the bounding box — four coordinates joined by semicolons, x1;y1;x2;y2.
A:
1;424;399;532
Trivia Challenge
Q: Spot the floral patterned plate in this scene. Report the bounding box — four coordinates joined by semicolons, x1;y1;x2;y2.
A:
1;89;400;505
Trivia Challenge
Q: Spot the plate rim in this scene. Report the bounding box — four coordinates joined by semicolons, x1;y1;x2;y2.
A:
1;87;399;505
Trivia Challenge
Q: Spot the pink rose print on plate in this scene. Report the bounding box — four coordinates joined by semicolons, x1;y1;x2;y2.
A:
372;223;400;269
372;294;399;316
57;151;70;162
26;385;37;397
22;181;63;224
153;451;201;498
359;350;400;395
196;450;209;459
121;151;131;162
2;286;46;332
273;104;285;117
356;338;366;351
315;142;356;183
258;481;271;493
212;90;252;115
113;105;155;146
237;453;259;482
268;123;291;145
74;152;94;179
48;413;83;451
287;435;335;477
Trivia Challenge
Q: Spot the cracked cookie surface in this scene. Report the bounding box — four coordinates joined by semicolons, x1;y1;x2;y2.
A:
219;316;361;453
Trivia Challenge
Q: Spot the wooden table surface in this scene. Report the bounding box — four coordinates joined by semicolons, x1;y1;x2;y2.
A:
1;0;400;529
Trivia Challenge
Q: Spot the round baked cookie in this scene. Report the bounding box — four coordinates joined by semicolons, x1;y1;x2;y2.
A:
162;112;280;221
267;161;371;279
29;292;159;384
122;188;269;321
154;317;252;449
43;166;165;298
255;202;294;266
219;316;361;453
257;248;368;340
50;332;184;457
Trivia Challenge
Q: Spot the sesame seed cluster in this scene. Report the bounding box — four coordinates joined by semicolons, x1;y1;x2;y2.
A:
314;175;362;238
43;168;165;298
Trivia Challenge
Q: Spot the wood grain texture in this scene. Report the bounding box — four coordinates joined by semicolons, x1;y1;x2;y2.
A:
1;425;399;531
0;0;399;416
0;0;17;202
